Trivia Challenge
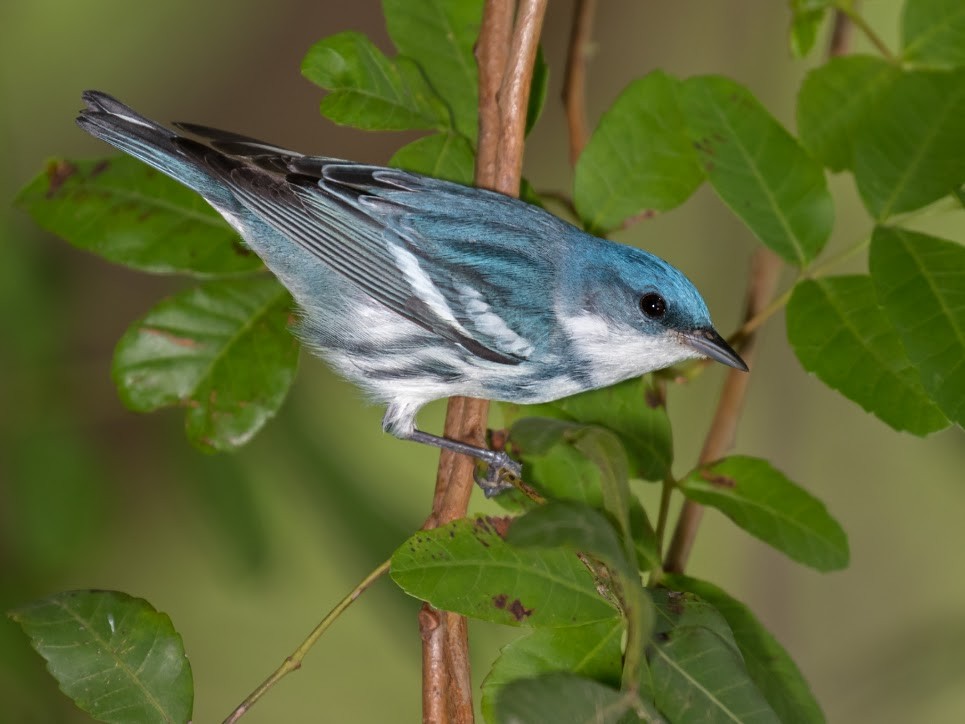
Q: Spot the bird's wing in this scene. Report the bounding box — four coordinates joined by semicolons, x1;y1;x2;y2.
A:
177;125;558;364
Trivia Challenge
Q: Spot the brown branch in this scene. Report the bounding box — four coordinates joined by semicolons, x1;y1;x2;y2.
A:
494;0;548;193
828;8;853;57
562;0;598;165
663;249;783;573
420;2;547;722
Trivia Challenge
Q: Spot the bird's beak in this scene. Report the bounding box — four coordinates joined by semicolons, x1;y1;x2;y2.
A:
682;327;748;371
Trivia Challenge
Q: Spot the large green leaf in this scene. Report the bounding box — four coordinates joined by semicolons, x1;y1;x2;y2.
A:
481;619;624;722
870;227;965;426
666;576;825;724
16;157;256;276
853;68;965;219
679;456;849;571
494;673;639;724
642;589;779;723
503;376;673;482
301;32;448;131
787;276;948;435
574;71;704;233
389;132;475;184
902;0;965;69
112;277;298;452
382;0;483;142
797;55;901;172
680;75;833;266
391;516;618;627
9;591;192;724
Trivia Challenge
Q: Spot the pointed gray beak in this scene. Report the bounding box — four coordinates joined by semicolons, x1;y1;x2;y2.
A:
683;327;748;371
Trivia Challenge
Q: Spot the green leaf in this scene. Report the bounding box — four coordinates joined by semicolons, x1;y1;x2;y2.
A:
679;75;833;266
870;227;965;426
508;501;635;580
679;456;849;571
665;575;826;724
797;55;901;172
9;590;192;724
574;71;704;233
507;419;635;559
481;619;624;722
787;276;948;435
493;673;639;724
383;0;483;142
642;589;779;723
390;516;618;627
510;501;654;693
508;418;612;510
646;625;779;723
15;157;256;276
301;32;447;131
526;45;550;135
854;68;965;219
629;499;661;572
902;0;965;69
389;132;475;184
789;1;832;58
503;376;673;481
112;277;298;452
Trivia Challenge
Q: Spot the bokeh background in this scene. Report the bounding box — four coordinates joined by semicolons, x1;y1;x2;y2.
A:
2;1;964;722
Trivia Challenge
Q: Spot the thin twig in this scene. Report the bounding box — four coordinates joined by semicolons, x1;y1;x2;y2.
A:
562;0;598;165
222;559;391;723
663;249;783;573
834;2;896;61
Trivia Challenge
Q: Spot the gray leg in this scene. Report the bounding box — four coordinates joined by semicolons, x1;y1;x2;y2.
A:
403;429;521;497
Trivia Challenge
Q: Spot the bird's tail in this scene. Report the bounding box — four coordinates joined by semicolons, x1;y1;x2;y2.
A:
76;90;235;208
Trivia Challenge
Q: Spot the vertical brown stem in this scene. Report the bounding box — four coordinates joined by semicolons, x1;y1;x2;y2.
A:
420;1;547;721
562;0;598;165
663;249;782;573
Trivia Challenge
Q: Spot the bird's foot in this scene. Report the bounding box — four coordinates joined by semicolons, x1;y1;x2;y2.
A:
474;451;522;498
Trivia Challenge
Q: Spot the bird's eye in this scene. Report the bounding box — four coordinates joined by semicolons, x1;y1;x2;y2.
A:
640;293;666;319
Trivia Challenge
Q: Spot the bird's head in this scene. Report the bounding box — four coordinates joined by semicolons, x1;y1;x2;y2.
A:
558;236;747;383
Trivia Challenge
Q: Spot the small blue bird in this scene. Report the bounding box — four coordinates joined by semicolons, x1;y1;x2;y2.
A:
77;91;746;494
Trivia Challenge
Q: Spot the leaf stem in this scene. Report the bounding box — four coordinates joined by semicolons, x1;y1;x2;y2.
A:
562;0;598;165
833;2;897;62
222;558;391;724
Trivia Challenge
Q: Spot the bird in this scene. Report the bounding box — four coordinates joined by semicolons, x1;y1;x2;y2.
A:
76;90;747;495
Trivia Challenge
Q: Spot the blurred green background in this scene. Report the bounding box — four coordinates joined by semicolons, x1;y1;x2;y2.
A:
2;1;964;722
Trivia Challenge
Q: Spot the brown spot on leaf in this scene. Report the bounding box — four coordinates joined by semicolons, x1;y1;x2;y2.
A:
492;594;508;609
644;385;665;409
508;599;533;621
484;516;513;538
701;470;736;488
46;160;77;198
90;160;110;178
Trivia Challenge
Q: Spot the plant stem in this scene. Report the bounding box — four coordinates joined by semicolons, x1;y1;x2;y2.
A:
563;0;597;165
222;558;391;724
422;2;547;721
834;2;896;62
664;249;783;573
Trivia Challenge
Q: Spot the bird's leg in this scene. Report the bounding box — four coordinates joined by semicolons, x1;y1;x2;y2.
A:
401;429;521;497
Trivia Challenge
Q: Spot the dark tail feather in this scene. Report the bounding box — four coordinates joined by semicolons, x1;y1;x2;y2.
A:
76;90;237;207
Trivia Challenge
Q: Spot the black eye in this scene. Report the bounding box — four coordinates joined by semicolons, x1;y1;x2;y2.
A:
640;293;666;319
